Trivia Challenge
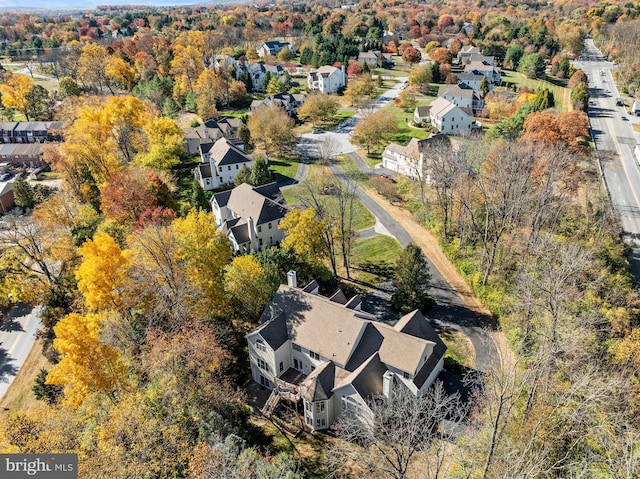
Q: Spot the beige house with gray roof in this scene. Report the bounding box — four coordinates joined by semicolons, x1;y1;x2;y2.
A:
212;182;288;252
246;274;446;431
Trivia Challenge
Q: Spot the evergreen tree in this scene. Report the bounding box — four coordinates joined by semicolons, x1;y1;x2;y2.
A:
191;178;210;211
300;46;313;65
391;244;433;313
32;368;62;404
234;164;251;186
262;71;272;91
249;156;273;186
12;176;35;208
238;125;254;153
163;97;180;118
430;61;442;83
238;69;253;93
479;75;490;97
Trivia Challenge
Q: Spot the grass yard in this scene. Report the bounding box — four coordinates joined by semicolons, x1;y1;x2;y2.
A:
280;163;375;231
294;108;356;134
438;328;476;369
501;70;571;112
270;156;300;185
0;337;54;420
334;154;367;179
391;118;433;145
350;234;403;284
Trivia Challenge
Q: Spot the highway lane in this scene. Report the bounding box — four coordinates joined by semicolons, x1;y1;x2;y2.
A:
574;39;640;246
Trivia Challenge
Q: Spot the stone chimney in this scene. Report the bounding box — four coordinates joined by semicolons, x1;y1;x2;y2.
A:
287;270;297;288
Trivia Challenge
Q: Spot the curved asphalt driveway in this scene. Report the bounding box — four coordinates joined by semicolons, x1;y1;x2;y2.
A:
330;157;497;372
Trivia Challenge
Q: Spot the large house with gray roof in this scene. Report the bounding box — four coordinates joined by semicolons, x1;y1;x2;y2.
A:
183;118;243;156
212;182;288;253
194;137;257;191
246;274;446;431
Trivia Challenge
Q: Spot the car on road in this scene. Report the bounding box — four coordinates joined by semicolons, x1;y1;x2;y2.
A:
312;129;325;134
0;173;11;181
622;116;629;121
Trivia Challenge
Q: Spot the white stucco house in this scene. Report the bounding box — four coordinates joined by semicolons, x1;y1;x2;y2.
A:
307;65;347;94
429;98;473;135
193;137;257;191
246;274;447;431
211;182;288;253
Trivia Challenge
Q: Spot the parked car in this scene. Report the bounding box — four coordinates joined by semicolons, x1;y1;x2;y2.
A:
312;129;325;134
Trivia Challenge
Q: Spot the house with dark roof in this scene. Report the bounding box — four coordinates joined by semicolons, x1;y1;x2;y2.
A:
193;137;257;191
212;182;288;253
465;60;501;85
0;143;50;167
183;118;243;156
0;121;63;144
456;70;490;93
250;93;306;117
438;82;484;111
257;41;295;58
236;62;286;90
246;273;446;431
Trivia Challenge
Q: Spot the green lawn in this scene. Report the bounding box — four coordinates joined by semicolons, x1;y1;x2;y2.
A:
334;154;367;179
501;70;570;111
294;108;356;134
270;156;300;185
391;118;433;145
350;234;403;284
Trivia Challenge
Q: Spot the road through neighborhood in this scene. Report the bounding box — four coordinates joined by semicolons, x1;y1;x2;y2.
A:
294;80;499;371
0;304;42;400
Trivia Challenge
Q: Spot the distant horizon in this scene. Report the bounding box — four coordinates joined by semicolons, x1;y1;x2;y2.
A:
0;0;212;12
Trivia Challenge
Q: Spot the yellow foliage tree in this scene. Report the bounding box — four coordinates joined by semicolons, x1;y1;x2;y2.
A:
76;232;131;312
47;312;130;408
280;207;328;266
106;55;135;90
60;96;151;185
136;117;186;170
0;73;34;120
171;209;232;314
224;255;273;322
77;43;111;93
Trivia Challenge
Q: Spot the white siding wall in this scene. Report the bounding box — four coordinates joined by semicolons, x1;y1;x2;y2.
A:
247;334;277;388
254;219;285;250
442;94;472;109
418;356;445;397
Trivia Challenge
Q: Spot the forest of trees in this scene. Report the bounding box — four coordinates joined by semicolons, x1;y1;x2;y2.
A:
0;0;639;477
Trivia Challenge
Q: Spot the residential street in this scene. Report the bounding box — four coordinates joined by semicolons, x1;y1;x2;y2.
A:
0;303;42;400
293;78;499;372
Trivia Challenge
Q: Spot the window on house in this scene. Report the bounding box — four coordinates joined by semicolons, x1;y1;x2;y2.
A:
279;361;284;372
294;358;301;370
227;165;231;171
259;238;263;246
403;371;411;379
257;225;262;232
310;351;320;360
305;402;311;411
292;343;302;352
257;358;269;372
315;402;325;413
341;397;360;414
306;416;312;426
219;167;223;173
256;339;266;352
236;164;239;169
316;418;326;427
268;222;272;229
